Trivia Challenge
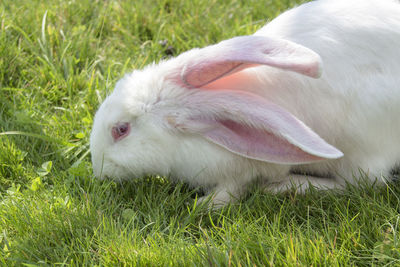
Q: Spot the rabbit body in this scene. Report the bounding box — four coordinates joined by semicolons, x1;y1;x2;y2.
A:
254;0;400;181
90;0;400;205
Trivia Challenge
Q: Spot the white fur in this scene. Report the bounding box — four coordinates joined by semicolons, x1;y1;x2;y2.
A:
90;0;400;206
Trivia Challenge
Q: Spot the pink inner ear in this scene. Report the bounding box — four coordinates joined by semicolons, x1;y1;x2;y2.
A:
182;62;252;88
179;35;322;89
177;90;343;164
204;119;325;164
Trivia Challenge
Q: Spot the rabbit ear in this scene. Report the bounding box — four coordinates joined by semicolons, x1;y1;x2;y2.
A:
176;35;322;88
173;91;342;164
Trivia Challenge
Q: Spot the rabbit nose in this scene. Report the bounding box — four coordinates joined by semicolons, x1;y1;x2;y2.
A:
111;122;131;141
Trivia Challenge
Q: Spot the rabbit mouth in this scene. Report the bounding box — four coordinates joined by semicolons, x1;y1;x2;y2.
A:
95;159;130;181
106;158;153;181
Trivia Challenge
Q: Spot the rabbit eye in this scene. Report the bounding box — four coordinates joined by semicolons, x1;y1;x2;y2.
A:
111;122;131;141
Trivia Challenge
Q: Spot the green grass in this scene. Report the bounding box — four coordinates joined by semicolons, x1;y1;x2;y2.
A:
1;0;400;265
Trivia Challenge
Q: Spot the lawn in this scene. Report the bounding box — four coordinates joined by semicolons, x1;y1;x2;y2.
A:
1;0;400;265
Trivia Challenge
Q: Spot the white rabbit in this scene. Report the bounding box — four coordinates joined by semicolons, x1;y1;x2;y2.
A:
90;0;400;206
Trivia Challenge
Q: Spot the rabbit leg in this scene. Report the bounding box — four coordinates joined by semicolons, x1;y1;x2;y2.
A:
264;174;344;193
198;184;243;208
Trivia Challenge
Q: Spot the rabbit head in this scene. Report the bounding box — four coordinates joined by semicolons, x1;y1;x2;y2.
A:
90;35;343;184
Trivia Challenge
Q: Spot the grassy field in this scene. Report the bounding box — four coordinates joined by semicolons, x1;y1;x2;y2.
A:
1;0;400;265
